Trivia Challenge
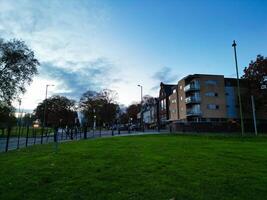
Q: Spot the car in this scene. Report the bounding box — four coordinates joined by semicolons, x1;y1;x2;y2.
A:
129;124;137;131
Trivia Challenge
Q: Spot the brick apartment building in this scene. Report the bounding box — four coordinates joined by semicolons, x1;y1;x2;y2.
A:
169;74;253;122
158;82;176;126
139;74;267;131
168;74;253;122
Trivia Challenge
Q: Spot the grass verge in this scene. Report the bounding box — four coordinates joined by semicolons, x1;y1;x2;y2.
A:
1;134;267;200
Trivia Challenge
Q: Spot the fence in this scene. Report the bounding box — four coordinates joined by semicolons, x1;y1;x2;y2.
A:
0;125;163;153
168;121;267;133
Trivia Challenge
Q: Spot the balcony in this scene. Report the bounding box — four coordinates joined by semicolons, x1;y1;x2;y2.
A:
185;96;201;104
184;82;200;92
186;109;202;116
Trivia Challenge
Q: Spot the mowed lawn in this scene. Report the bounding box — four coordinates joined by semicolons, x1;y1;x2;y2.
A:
1;134;267;200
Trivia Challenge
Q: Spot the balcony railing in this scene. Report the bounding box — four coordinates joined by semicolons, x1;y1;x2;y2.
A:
185;96;201;104
184;83;200;92
186;109;202;116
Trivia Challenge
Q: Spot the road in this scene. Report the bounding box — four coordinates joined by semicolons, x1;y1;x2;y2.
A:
0;129;166;152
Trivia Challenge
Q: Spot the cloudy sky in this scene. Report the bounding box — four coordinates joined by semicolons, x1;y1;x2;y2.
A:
0;0;267;111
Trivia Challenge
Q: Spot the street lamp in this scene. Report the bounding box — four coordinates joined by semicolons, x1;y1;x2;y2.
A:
232;40;244;136
74;104;79;126
93;109;96;131
43;84;55;128
137;84;144;132
17;99;21;126
137;84;143;102
17;99;22;149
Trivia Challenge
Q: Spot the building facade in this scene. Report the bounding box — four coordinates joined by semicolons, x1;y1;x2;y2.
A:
136;73;267;131
142;98;159;128
168;85;179;121
168;74;251;122
158;82;176;126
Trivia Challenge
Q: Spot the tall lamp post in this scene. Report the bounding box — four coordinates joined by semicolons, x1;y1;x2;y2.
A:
17;99;21;126
93;108;96;133
232;40;244;136
43;84;54;128
137;84;144;132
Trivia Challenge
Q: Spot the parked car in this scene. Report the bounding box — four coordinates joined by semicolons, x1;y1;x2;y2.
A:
129;124;137;131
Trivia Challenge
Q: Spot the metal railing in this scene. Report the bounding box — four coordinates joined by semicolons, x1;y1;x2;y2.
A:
184;82;200;92
0;125;165;153
186;109;202;116
185;96;201;104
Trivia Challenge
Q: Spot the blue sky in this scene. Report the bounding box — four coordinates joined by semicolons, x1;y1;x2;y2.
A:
0;0;266;111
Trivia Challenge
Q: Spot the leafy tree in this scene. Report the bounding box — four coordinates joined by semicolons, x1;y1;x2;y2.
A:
242;55;267;93
79;89;119;127
126;103;141;123
142;95;156;108
22;113;35;126
100;89;119;126
34;95;77;127
242;55;267;109
0;101;16;132
119;112;129;124
116;104;126;123
79;90;102;127
0;38;39;105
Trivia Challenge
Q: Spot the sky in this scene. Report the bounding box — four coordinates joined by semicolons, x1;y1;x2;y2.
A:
0;0;267;112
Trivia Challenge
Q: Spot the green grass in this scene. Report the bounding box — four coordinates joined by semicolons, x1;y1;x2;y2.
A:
1;134;267;200
0;126;53;137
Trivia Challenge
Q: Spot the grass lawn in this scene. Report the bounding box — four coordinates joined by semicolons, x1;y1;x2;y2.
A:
1;134;267;200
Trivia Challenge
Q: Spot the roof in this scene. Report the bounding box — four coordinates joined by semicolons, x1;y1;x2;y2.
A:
160;82;176;96
182;74;224;81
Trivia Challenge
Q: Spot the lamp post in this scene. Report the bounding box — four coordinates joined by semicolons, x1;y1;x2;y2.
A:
74;104;79;126
137;84;144;132
17;99;21;126
43;84;54;128
128;117;133;133
93;108;96;134
232;40;244;136
17;99;22;149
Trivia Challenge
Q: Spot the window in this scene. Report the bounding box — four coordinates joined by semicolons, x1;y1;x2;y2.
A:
171;109;176;113
161;114;167;121
173;89;176;93
205;80;217;85
225;81;231;86
180;96;183;101
205;92;218;97
207;104;219;110
180;85;183;90
160;100;164;110
171;99;176;104
160;99;166;110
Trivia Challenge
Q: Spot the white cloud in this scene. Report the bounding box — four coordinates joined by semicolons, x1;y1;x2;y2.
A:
15;77;58;111
1;0;164;110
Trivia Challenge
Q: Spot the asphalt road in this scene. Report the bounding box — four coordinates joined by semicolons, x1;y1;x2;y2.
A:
0;129;165;152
